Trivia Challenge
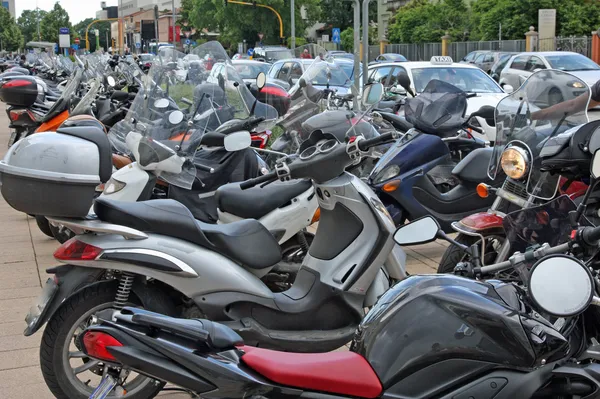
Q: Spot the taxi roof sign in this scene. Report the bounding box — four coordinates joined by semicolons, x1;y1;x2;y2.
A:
430;56;453;65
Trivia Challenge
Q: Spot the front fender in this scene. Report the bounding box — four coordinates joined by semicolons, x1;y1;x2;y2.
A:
452;212;505;236
24;265;105;336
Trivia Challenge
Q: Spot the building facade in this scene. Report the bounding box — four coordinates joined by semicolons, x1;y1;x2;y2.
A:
2;0;15;18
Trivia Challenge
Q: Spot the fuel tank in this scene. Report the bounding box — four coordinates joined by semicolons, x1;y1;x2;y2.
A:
351;275;570;390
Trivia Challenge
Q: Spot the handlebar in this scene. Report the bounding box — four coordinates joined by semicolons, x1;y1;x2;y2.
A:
357;132;397;151
239;171;277;190
196;164;215;174
581;225;600;246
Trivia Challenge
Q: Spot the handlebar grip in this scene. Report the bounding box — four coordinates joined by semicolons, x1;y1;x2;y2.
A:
582;226;600;246
196;164;214;174
239;171;277;190
357;132;395;151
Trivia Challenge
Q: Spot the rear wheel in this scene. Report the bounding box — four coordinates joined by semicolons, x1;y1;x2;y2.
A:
437;233;506;274
40;283;171;399
35;216;55;238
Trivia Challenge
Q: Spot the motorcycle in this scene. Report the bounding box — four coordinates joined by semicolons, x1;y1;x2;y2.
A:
1;82;407;397
80;173;600;398
367;79;496;233
438;69;593;272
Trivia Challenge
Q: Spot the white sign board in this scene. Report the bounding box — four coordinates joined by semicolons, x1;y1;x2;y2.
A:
539;9;556;50
322;34;329;42
59;34;70;48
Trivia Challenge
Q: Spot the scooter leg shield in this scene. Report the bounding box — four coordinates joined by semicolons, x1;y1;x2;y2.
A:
97;162;151;202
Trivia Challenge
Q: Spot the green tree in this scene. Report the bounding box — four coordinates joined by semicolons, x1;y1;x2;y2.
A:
183;0;321;47
340;27;353;51
2;22;24;51
17;9;47;44
73;18;111;51
40;2;72;43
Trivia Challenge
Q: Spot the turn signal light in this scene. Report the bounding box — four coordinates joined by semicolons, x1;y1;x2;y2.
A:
382;180;401;193
82;331;123;362
476;183;489;198
54;238;103;261
311;208;321;224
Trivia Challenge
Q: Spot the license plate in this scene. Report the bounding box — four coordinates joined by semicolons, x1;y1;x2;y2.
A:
7;131;17;147
25;278;58;330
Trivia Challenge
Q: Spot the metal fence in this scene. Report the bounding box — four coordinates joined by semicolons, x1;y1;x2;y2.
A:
538;36;592;57
449;40;526;61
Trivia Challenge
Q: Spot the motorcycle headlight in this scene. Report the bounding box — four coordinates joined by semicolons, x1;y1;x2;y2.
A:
103;177;127;194
373;164;400;184
500;147;529;180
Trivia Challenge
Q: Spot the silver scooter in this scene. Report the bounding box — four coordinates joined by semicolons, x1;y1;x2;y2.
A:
24;83;405;398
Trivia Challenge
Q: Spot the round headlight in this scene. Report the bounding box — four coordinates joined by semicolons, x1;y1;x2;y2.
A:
501;147;529;179
374;164;400;184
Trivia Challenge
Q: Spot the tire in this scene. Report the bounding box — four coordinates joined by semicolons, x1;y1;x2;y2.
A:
35;216;55;238
437;233;506;274
40;283;169;399
50;222;76;244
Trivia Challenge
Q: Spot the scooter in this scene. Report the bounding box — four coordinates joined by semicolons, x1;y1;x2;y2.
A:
368;79;498;233
79;194;600;399
16;83;407;399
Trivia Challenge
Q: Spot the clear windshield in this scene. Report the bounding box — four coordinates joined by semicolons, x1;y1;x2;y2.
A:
71;78;101;116
59;68;83;104
108;41;275;189
411;67;502;94
488;69;590;199
116;61;143;87
233;62;270;80
545;54;600;72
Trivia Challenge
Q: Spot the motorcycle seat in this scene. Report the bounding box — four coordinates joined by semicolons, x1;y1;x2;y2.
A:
215;179;313;219
94;198;282;270
241;346;382;398
451;147;494;184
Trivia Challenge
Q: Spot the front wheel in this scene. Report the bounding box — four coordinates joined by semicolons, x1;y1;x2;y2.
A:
437;233;506;274
40;283;169;399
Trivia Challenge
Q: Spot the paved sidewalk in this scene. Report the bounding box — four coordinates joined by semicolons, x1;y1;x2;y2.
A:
0;105;446;398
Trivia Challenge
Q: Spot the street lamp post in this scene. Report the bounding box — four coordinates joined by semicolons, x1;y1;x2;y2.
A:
362;0;372;89
172;0;176;46
290;0;295;50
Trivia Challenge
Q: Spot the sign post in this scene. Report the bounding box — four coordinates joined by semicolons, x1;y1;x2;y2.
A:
332;28;341;44
59;27;71;54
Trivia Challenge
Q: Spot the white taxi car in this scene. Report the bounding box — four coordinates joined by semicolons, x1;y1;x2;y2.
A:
367;56;509;142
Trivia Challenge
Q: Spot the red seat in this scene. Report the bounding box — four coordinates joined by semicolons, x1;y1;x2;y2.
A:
241;346;382;398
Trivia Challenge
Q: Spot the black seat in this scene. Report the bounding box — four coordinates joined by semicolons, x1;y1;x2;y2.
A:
216;179;313;220
94;198;282;270
452;147;494;184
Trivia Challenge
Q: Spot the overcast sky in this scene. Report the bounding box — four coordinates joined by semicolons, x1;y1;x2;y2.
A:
16;0;119;25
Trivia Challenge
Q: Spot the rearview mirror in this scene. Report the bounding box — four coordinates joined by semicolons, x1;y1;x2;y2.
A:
256;72;266;90
298;78;307;88
592;151;600;179
393;216;440;246
503;84;514;93
362;83;384;107
154;98;169;109
396;72;413;96
470;105;495;120
224;131;252;151
168;110;184;125
107;76;116;87
529;255;593;317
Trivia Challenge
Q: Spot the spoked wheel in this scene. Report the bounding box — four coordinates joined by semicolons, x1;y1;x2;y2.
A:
263;232;314;292
438;233;511;279
40;284;167;399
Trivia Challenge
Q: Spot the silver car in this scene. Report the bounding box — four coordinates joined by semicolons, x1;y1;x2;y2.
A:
499;51;600;92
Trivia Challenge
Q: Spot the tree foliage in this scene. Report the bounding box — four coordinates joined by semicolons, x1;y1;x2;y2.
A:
40;2;72;44
388;0;600;44
17;9;47;44
182;0;321;47
73;18;111;52
340;27;354;52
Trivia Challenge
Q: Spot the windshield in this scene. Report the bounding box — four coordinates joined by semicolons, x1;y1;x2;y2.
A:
404;79;468;135
234;62;270;79
261;48;293;61
139;54;154;62
384;54;407;62
109;41;276;189
545;54;600;71
488;69;590;199
71;78;101;116
412;67;503;93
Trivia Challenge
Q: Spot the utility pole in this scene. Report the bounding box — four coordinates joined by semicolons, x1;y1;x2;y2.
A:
154;5;159;44
362;0;372;88
290;0;295;49
36;1;40;40
172;0;176;46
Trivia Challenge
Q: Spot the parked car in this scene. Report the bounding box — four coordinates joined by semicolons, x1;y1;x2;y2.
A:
233;60;271;85
137;53;154;72
489;53;516;82
499;51;600;92
266;58;357;93
472;51;517;74
253;46;294;63
368;56;508;142
328;51;354;60
371;53;408;64
459;50;487;64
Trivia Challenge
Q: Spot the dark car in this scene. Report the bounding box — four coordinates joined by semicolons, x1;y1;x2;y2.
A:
488;52;518;82
460;50;487;64
371;53;408;64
